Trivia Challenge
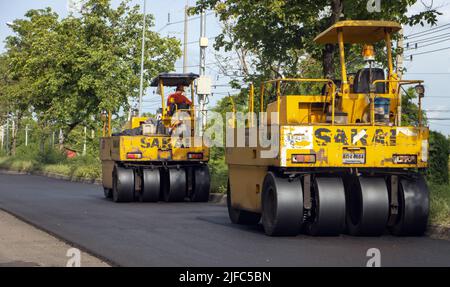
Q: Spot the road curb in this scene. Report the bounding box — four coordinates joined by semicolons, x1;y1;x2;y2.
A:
209;193;227;204
0;169;27;175
427;225;450;241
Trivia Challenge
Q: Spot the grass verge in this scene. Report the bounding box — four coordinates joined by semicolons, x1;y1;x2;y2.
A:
0;156;101;181
429;183;450;227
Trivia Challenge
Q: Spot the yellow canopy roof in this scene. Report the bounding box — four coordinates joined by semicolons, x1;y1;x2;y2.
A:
314;20;402;44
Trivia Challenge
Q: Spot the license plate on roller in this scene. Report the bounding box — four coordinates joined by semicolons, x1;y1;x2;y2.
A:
343;148;366;164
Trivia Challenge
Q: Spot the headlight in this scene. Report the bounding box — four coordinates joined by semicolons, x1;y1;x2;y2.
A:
292;154;316;163
188;152;203;159
127;152;142;159
415;84;425;97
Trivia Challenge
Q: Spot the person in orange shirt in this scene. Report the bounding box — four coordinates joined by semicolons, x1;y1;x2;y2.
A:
167;84;192;116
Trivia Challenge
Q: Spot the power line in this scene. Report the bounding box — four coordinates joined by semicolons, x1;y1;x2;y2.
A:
428;122;450;127
406;32;450;45
405;72;450;74
157;12;214;33
406;45;450;57
175;56;241;69
425;109;450;112
180;36;216;47
405;23;450;39
405;36;450;50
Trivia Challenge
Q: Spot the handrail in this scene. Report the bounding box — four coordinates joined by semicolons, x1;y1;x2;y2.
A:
248;84;254;127
371;79;425;127
108;111;111;137
259;78;337;125
228;95;236;128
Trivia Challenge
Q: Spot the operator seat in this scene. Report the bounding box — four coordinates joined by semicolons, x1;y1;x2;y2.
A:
353;68;386;93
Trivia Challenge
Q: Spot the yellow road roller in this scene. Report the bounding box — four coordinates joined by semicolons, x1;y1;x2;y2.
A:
226;21;429;236
100;73;210;203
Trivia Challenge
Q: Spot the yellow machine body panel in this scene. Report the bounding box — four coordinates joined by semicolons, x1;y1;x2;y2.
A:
314;20;401;44
100;135;209;190
100;136;209;162
279;125;428;168
226;124;428;213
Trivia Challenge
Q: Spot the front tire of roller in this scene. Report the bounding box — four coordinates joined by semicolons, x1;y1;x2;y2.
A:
345;177;389;236
112;166;135;203
308;177;346;236
190;166;211;202
141;169;160;202
163;168;186;202
261;172;303;236
227;180;261;225
390;175;429;236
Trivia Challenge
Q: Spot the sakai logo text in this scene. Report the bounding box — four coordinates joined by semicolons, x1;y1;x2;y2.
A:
315;128;397;146
140;137;190;149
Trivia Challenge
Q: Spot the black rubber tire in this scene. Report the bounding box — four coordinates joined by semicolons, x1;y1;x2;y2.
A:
190;166;211;202
112;166;135;203
103;187;112;199
389;175;429;236
261;172;303;236
141;169;160;202
162;168;186;202
308;177;346;236
227;179;261;225
345;177;389;236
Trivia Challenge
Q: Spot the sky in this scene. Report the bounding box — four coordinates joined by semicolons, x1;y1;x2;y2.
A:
0;0;450;135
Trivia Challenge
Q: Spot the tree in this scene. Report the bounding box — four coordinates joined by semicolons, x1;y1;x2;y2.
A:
5;0;181;147
191;0;440;80
0;54;33;156
401;87;427;126
429;131;449;185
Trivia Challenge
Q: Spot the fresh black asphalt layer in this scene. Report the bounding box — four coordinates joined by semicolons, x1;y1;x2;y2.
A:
0;173;450;266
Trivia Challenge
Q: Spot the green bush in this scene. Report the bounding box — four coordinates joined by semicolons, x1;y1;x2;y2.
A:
428;131;449;184
37;148;67;164
73;166;101;180
210;158;228;193
429;183;450;226
42;164;72;175
0;156;38;172
14;143;40;161
209;147;228;193
0;149;7;157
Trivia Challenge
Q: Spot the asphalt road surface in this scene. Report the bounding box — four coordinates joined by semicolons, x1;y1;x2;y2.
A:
0;173;450;267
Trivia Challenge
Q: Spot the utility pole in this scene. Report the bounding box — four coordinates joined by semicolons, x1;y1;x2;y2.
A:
11;117;15;143
6;117;9;155
197;11;211;136
199;11;206;76
138;0;147;116
25;125;28;146
183;4;189;73
83;126;87;156
0;125;4;151
59;128;64;150
396;28;404;126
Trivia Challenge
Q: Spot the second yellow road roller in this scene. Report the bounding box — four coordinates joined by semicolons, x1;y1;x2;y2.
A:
226;21;429;236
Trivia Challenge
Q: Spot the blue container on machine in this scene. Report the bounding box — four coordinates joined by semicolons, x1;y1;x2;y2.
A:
374;97;390;122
